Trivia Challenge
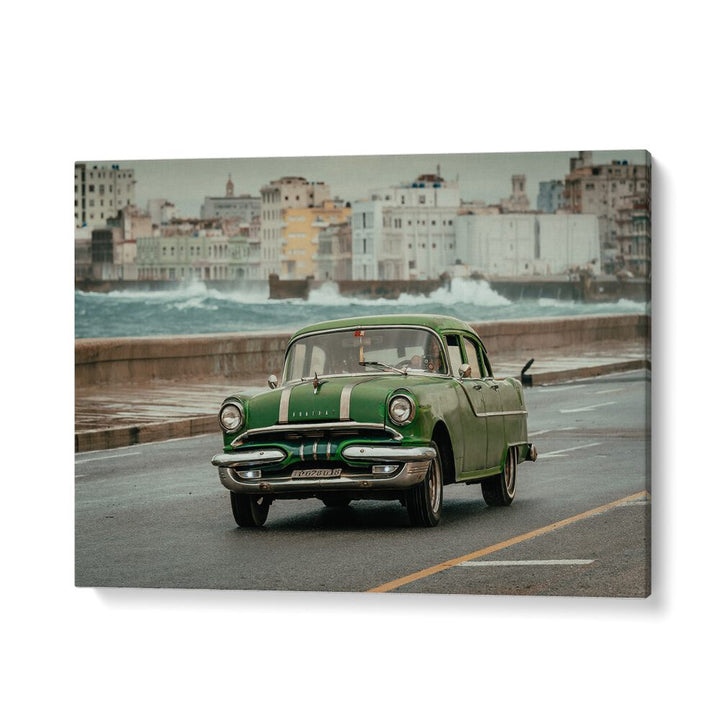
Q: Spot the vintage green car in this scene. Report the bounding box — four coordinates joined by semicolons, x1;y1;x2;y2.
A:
211;314;536;527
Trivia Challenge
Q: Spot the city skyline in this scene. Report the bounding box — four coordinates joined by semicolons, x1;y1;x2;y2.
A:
80;149;649;219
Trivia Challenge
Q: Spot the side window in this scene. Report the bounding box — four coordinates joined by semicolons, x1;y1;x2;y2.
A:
444;334;463;375
462;337;483;378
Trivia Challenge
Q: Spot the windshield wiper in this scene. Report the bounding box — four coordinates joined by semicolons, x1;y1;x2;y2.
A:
359;360;407;375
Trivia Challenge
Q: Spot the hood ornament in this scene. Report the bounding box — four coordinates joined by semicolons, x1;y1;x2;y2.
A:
312;372;325;394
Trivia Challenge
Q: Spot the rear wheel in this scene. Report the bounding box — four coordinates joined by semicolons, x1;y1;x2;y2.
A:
481;446;517;507
230;493;270;527
406;443;443;527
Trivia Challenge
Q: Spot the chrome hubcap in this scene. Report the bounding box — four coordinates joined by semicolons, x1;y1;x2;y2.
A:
428;460;441;513
505;449;516;496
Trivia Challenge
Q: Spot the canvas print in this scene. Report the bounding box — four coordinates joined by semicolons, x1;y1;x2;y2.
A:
75;150;651;597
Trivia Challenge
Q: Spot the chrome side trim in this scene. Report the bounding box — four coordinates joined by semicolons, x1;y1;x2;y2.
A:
482;409;528;418
466;409;528;419
212;449;287;468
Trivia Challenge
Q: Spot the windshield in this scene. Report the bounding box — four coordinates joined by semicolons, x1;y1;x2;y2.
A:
283;327;447;382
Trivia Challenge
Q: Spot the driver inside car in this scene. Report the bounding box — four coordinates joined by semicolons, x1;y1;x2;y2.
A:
409;337;445;373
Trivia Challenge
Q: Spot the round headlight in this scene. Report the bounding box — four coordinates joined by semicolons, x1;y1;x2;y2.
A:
219;402;245;432
388;394;415;426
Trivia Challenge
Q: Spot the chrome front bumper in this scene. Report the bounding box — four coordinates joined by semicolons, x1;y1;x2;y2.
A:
212;444;436;494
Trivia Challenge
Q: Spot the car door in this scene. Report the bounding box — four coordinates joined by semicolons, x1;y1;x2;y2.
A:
460;335;505;472
444;333;488;474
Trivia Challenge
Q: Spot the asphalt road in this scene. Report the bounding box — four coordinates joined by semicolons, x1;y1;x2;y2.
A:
75;370;651;597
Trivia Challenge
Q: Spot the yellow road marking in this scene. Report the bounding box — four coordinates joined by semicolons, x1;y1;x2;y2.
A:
366;490;650;593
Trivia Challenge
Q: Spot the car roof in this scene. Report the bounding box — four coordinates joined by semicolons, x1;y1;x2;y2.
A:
290;314;479;340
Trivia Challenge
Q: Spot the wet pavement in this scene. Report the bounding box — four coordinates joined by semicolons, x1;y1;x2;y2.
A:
75;340;649;452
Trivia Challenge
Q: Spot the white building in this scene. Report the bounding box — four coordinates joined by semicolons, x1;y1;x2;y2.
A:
352;173;461;280
351;201;384;281
75;163;136;229
369;172;461;208
454;213;600;276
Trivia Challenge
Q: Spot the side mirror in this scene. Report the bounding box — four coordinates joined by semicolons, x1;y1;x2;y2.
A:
458;363;471;379
268;374;278;389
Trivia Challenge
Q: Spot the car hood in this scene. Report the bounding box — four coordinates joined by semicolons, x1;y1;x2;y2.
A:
229;373;448;430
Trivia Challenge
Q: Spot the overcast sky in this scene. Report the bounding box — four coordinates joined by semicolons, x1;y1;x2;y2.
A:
82;149;649;218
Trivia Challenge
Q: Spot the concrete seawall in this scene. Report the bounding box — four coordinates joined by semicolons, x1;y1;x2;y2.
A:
472;313;649;354
75;314;649;388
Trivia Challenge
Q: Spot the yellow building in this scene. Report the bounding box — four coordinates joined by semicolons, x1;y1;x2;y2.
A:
281;200;352;279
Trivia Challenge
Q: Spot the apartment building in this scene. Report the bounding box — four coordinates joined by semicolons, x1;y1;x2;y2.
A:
135;220;261;282
351;200;384;281
564;151;651;273
317;222;352;281
352;173;461;280
281;200;352;279
615;196;651;277
75;163;136;228
259;176;331;278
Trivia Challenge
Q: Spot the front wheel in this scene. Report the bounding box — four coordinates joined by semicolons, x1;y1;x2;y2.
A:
406;443;443;527
482;446;517;507
230;493;271;527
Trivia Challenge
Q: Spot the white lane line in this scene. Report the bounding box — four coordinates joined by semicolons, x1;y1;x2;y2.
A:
529;427;573;437
537;385;589;393
75;451;141;464
559;401;617;414
595;388;623;395
459;559;595;567
541;441;602;458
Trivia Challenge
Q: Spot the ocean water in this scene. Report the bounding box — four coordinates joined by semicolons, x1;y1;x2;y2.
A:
74;278;649;339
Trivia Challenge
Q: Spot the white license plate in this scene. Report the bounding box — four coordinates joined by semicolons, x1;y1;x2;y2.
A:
291;468;342;479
